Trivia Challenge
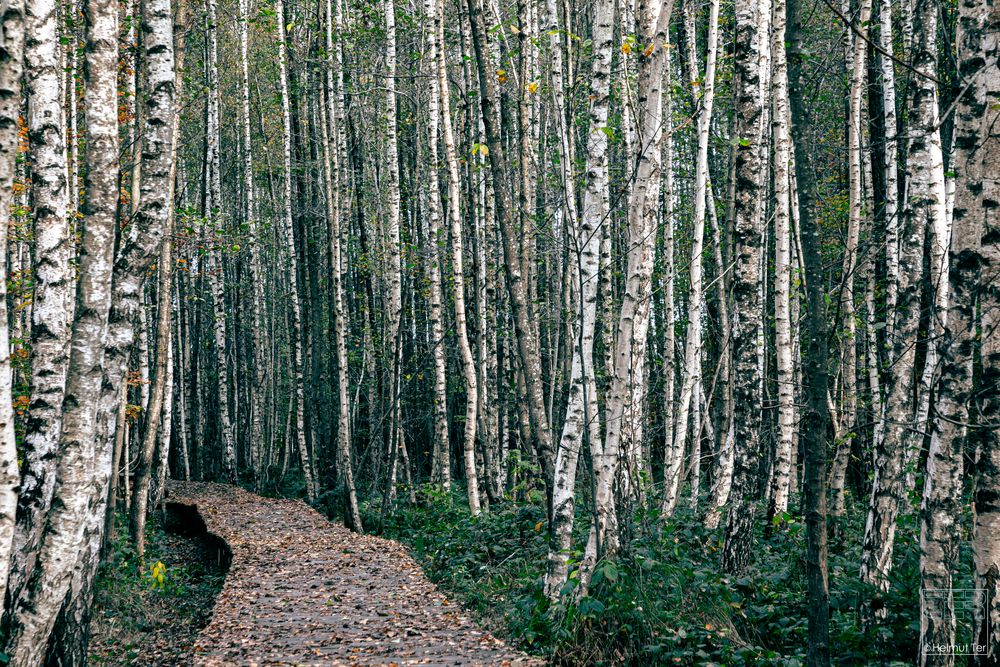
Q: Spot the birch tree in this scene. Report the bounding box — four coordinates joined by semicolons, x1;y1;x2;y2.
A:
861;0;948;594
466;0;556;500
0;0;25;608
4;0;118;657
787;0;831;658
240;0;266;483
434;0;479;511
9;0;72;603
829;0;870;518
723;0;771;575
423;6;451;497
545;0;613;596
669;0;720;521
276;0;317;501
601;0;673;523
923;0;998;659
325;0;362;530
768;0;795;520
204;0;236;481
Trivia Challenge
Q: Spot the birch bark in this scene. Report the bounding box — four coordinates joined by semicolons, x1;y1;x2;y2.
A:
423;4;452;496
4;0;118;657
466;0;556;501
671;0;721;521
861;0;948;593
326;0;361;530
276;0;316;501
600;0;673;542
544;0;612;596
9;0;72;603
204;0;236;481
723;0;771;575
240;0;266;483
829;0;871;518
0;0;25;610
434;0;480;512
768;0;794;520
923;0;997;659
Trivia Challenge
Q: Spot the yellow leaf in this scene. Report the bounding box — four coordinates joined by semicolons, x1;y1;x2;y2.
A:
509;24;520;34
643;43;654;57
478;144;489;157
621;42;631;54
534;521;543;532
527;81;538;94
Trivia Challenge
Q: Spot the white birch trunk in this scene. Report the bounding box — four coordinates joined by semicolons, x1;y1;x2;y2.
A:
676;0;722;525
829;0;870;518
325;0;362;530
4;0;118;658
921;0;995;659
434;0;480;511
601;0;673;547
204;0;236;482
544;0;612;597
861;0;948;593
768;0;795;520
239;0;266;484
423;16;451;495
879;0;900;340
0;0;25;610
9;0;71;605
722;0;771;574
276;0;316;501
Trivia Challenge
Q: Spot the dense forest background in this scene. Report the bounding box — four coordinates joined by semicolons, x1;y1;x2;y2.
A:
0;0;996;663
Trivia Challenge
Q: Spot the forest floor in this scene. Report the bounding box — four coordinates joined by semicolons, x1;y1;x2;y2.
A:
166;481;540;666
89;509;226;665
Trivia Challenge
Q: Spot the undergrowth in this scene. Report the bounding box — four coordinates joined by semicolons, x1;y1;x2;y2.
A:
88;512;225;666
359;485;969;666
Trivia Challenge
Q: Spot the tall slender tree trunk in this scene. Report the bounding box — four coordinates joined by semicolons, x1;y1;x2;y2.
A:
239;0;265;485
434;0;479;511
768;0;795;521
861;0;948;594
325;0;361;530
423;0;451;494
923;0;997;661
660;34;680;514
878;0;900;339
4;0;118;657
276;0;316;501
829;0;871;518
204;0;236;482
0;0;25;610
722;0;771;574
9;0;72;605
381;0;406;504
788;0;831;660
544;0;613;596
673;0;721;521
466;0;556;506
129;226;174;560
600;0;673;543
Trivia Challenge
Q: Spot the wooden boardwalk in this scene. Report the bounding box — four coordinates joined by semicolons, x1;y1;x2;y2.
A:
167;482;540;666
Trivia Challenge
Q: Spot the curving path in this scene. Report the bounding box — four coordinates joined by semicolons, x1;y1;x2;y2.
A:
167;481;540;667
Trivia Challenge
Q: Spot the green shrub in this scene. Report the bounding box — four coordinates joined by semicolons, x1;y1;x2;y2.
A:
361;485;949;666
